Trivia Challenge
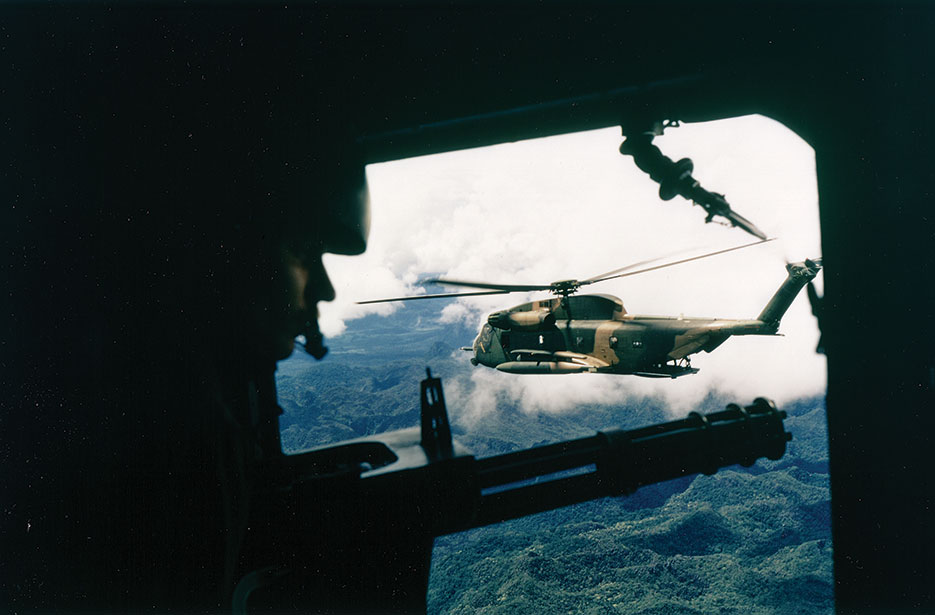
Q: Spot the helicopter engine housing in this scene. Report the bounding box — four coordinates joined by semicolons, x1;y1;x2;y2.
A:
487;308;556;331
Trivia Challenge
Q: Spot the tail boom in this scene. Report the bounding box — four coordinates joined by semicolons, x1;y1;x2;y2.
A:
756;258;822;331
666;258;822;361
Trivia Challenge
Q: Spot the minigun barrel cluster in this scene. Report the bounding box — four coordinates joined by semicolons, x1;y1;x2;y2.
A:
278;375;791;537
472;398;790;529
244;375;792;611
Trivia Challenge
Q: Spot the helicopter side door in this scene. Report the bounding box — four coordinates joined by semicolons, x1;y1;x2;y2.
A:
500;329;566;355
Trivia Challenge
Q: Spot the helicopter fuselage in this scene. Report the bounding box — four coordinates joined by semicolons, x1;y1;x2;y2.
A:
468;260;821;376
471;294;774;377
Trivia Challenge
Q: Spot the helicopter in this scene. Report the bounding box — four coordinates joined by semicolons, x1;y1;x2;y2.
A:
361;240;822;378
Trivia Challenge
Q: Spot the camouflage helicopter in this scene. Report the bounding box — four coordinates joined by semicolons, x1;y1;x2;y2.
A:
362;240;821;377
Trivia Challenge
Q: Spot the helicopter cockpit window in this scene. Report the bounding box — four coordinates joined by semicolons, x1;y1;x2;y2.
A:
480;323;493;347
275;116;830;613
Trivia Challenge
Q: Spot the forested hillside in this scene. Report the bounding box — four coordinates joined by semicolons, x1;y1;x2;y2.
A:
276;306;831;613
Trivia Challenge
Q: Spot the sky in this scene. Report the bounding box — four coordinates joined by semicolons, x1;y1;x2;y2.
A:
312;114;824;418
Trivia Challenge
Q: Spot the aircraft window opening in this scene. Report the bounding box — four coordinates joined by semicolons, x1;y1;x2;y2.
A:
276;115;827;614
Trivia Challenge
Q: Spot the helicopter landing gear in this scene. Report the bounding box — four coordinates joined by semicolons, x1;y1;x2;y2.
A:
634;358;700;379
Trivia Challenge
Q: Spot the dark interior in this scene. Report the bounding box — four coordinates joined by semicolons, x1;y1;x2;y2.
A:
5;3;934;612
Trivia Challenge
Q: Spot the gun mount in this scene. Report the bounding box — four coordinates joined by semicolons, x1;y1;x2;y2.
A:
619;122;767;240
237;372;790;613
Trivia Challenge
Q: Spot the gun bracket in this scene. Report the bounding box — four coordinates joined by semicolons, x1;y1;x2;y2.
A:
421;368;455;461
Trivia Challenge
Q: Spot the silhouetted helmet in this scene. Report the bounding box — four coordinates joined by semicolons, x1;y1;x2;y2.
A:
323;161;371;256
278;143;371;258
80;11;372;262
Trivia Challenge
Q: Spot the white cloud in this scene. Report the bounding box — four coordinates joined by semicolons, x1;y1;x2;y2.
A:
317;115;825;414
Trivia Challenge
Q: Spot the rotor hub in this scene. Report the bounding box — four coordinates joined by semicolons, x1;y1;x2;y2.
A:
549;279;580;296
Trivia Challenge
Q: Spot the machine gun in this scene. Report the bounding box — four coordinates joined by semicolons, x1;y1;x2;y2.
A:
236;370;791;613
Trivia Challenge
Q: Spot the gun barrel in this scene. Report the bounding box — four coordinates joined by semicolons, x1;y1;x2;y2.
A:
476;434;603;488
248;393;791;610
275;396;790;538
466;398;789;530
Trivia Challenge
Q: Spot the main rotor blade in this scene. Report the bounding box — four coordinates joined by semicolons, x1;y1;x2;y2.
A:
424;278;553;293
357;289;513;304
580;246;704;284
583;238;775;286
359;238;775;303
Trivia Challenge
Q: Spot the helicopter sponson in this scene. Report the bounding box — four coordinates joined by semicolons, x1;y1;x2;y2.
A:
470;259;821;378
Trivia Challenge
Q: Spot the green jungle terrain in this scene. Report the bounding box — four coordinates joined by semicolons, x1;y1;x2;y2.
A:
276;304;831;614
